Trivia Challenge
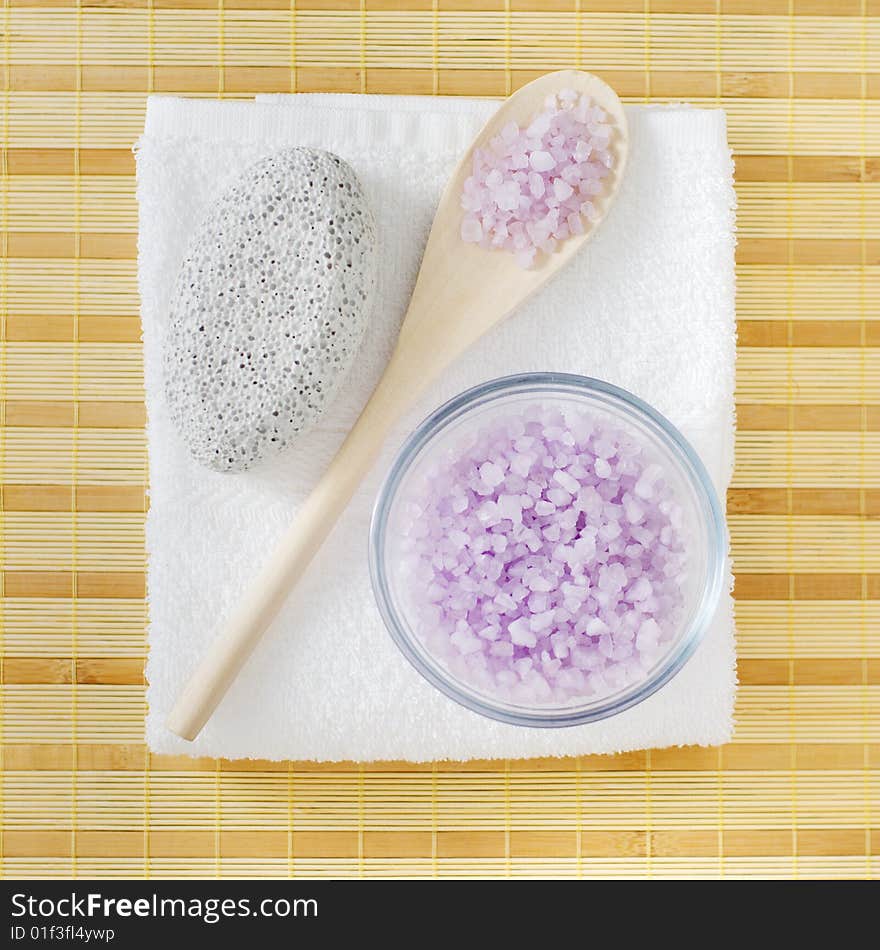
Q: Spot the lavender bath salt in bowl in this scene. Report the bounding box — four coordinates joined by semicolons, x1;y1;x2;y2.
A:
370;374;726;727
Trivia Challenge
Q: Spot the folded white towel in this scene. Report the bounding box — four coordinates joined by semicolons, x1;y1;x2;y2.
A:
138;93;736;762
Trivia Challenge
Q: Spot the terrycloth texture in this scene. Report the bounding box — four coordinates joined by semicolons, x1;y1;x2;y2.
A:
138;93;736;762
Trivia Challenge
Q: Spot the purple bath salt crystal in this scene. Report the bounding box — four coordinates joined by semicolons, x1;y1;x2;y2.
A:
459;90;614;268
395;402;690;707
478;460;505;488
509;617;537;647
553;469;580;495
594;457;612;478
528;172;546;199
529;150;556;172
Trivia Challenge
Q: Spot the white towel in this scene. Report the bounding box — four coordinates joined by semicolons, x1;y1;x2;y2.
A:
137;93;736;762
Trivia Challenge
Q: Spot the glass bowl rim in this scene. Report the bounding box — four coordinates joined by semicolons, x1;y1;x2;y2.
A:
369;371;727;728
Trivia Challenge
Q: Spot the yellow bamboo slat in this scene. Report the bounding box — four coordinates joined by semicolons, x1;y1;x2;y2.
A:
729;516;880;572
6;12;879;73
3;259;139;315
0;855;875;880
2;343;144;401
736;348;880;404
1;0;878;880
1;429;146;484
736;266;880;320
1;768;877;832
0;599;146;657
736;602;880;658
732;432;880;487
2;512;145;571
6;177;136;233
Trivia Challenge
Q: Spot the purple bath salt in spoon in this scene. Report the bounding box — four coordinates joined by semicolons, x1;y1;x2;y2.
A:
167;69;629;742
461;88;618;269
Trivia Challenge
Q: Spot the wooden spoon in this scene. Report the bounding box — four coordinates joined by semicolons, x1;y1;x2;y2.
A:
167;68;629;740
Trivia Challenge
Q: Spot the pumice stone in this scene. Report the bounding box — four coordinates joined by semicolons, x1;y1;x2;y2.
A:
164;149;377;472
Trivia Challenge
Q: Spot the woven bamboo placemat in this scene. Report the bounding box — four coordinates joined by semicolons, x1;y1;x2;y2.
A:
0;1;877;879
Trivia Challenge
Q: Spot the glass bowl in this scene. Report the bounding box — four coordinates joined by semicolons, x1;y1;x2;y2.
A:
369;373;726;727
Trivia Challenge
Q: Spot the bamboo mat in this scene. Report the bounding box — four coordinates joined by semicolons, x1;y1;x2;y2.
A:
1;1;878;880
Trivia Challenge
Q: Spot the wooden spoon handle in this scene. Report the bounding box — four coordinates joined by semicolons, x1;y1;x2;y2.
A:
166;347;424;741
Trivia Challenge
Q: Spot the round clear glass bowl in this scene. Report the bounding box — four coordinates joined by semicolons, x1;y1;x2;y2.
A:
369;373;726;728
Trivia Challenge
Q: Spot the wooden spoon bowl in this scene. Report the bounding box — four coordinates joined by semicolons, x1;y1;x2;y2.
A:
403;69;629;369
167;69;629;741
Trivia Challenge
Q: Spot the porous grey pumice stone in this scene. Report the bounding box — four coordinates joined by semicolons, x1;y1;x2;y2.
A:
164;148;377;472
